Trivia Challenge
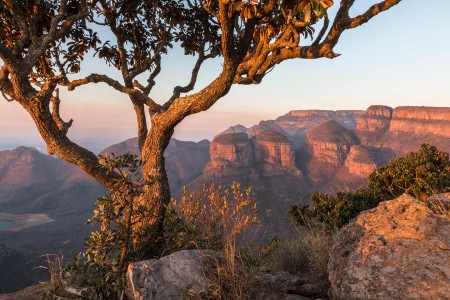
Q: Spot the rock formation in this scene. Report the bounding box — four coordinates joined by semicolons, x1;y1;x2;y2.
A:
355;105;393;133
207;132;253;174
389;106;450;138
344;145;377;178
303;120;358;183
247;120;290;139
275;110;362;134
328;194;450;300
217;110;363;148
354;106;450;157
206;131;301;178
127;249;220;300
252;131;302;177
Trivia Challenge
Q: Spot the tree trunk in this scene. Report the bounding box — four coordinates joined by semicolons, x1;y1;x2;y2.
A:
140;123;173;257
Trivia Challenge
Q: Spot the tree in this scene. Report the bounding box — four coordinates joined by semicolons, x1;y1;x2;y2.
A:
0;0;403;254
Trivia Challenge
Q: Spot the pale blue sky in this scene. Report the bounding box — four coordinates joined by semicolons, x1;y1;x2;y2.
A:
1;1;449;151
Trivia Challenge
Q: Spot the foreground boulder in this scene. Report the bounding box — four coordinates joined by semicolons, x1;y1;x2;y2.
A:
127;249;220;300
328;194;450;299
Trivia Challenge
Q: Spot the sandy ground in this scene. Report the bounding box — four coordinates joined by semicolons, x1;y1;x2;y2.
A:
0;213;54;232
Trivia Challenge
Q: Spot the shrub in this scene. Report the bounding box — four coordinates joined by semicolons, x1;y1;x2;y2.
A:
64;153;155;299
369;144;450;200
165;182;259;255
166;182;260;300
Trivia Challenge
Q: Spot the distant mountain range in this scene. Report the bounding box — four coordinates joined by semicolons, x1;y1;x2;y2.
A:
1;105;450;292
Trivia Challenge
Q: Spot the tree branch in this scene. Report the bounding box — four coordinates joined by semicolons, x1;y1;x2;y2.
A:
0;66;14;101
312;14;329;46
234;0;403;85
132;102;148;151
142;55;162;96
163;51;211;109
349;0;402;28
66;74;162;114
25;0;88;70
50;89;73;135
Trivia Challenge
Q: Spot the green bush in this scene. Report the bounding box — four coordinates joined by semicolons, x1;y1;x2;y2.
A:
64;153;155;299
369;144;450;200
290;144;450;231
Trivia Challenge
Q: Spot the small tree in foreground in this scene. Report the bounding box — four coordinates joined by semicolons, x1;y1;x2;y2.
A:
290;144;450;231
0;0;403;254
64;155;258;299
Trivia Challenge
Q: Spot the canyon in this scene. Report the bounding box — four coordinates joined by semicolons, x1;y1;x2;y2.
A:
0;105;449;292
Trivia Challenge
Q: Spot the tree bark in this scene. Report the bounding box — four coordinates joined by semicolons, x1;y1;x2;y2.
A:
140;120;174;257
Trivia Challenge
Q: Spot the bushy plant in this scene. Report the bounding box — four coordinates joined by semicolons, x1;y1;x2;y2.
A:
64;153;155;299
290;144;450;231
165;182;259;253
165;182;260;300
369;144;450;200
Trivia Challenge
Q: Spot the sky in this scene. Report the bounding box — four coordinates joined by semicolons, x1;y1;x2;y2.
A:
1;0;450;152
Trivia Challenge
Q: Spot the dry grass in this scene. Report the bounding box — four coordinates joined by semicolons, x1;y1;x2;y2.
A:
184;247;278;300
35;254;64;291
173;182;264;299
262;227;334;280
428;200;450;216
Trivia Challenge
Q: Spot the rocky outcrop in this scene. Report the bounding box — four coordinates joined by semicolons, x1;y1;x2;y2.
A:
303;120;358;183
247;120;290;139
217;110;362;148
127;250;220;300
328;194;450;300
389;106;450;138
354;105;393;145
207;131;302;177
252;131;302;177
353;106;450;156
355;105;393;133
207;133;253;173
344;145;377;178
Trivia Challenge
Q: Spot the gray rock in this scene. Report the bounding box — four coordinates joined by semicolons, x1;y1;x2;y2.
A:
428;192;450;212
257;271;328;298
127;249;221;300
328;194;450;300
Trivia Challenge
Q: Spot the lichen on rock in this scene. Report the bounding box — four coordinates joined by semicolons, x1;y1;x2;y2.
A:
328;194;450;300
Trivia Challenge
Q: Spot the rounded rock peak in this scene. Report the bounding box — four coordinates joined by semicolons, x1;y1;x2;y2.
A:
365;105;393;117
307;120;357;144
254;130;290;143
212;132;249;145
